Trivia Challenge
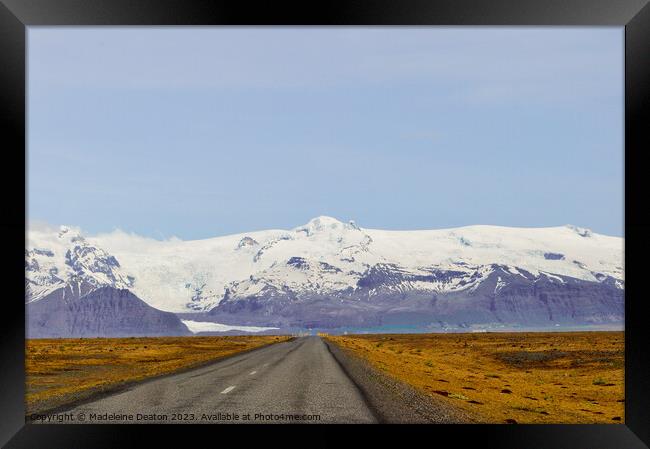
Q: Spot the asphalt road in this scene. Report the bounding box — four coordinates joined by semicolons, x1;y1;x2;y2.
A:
61;336;469;424
64;336;376;423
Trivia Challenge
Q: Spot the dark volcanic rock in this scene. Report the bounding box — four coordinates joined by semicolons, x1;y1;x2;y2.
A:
27;286;190;338
543;252;565;260
237;236;259;249
287;257;309;269
208;264;623;330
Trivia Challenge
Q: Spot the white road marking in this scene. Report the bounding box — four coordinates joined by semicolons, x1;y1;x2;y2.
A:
220;386;236;394
249;371;257;375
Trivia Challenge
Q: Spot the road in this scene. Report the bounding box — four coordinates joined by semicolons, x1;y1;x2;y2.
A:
66;337;376;423
62;336;468;424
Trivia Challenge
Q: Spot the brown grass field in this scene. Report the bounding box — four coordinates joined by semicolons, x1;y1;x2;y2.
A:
26;335;290;415
326;332;624;424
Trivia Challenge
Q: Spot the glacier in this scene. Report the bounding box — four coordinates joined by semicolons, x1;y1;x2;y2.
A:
25;216;624;333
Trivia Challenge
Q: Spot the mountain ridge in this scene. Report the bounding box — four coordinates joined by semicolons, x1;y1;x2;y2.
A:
26;217;624;332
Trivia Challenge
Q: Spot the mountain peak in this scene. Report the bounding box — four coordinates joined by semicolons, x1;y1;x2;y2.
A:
58;225;84;242
58;225;71;238
294;216;357;236
306;216;343;226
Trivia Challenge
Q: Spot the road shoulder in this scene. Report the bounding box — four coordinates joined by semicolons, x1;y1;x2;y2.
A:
323;338;476;424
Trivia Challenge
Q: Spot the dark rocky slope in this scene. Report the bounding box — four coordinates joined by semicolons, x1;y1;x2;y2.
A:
27;286;190;338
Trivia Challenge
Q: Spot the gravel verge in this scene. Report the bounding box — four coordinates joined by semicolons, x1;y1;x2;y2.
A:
323;338;477;424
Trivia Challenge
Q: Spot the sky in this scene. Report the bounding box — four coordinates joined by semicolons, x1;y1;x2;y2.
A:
27;27;624;240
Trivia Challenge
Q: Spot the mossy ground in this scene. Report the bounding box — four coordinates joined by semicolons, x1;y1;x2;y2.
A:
326;332;624;424
26;335;290;414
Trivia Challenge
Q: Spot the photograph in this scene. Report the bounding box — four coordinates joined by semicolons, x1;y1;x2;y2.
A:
24;26;625;425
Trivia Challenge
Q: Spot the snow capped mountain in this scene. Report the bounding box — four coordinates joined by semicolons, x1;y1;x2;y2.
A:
25;217;624;330
26;225;134;303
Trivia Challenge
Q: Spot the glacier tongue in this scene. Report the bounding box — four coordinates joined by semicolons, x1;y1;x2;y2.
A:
26;218;623;315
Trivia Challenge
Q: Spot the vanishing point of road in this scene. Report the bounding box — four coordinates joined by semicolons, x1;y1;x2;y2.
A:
61;336;470;424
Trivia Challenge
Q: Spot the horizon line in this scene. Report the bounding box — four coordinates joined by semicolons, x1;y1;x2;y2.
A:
26;215;625;242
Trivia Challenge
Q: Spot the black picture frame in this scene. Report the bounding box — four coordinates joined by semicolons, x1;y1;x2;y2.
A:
1;1;648;447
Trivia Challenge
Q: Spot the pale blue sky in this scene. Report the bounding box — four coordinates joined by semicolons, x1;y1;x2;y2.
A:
28;27;623;239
